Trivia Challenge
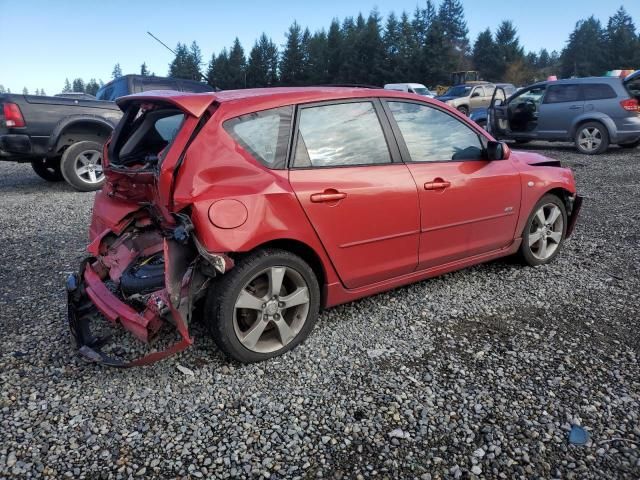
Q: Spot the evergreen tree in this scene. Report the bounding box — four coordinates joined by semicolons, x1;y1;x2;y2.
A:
62;78;72;92
72;78;85;92
437;0;470;69
207;49;232;89
473;29;501;80
228;38;247;88
495;20;524;79
360;10;385;84
537;48;551;69
85;79;100;96
337;16;358;82
41;88;46;96
396;12;416;80
561;17;607;77
246;34;279;87
422;16;454;85
306;30;329;84
0;85;5;94
327;19;343;82
112;63;123;79
168;42;202;80
140;62;150;76
605;6;638;68
280;21;305;85
383;12;401;81
22;87;29;95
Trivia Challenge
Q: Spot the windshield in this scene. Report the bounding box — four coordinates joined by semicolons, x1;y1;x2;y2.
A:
444;86;472;97
413;88;431;96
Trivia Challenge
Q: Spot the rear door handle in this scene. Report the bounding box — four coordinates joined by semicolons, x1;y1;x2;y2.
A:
424;180;451;190
310;191;347;203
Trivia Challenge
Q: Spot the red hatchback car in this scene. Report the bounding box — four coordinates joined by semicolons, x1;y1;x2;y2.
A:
67;87;582;366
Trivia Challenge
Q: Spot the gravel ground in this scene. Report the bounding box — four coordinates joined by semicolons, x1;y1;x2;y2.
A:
1;144;639;479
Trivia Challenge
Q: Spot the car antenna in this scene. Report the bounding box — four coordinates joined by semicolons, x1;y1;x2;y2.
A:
146;31;211;86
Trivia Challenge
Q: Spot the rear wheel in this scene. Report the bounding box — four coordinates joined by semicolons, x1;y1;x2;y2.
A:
60;141;106;192
205;249;320;363
574;122;609;155
31;157;63;181
457;105;469;116
519;194;567;267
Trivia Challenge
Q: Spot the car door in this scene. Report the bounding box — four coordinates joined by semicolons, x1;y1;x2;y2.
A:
537;84;583;139
487;86;510;138
288;99;420;289
469;86;485;110
382;100;521;270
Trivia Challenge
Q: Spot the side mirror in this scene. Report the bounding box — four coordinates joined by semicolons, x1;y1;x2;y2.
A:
487;141;511;160
472;92;481;98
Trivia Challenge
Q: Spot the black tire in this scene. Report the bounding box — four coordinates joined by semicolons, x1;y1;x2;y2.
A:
205;248;320;363
60;141;106;192
619;139;640;149
457;105;469;116
31;157;63;182
574;121;609;155
519;194;567;267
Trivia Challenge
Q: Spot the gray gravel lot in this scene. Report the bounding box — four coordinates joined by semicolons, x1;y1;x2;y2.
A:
1;144;639;479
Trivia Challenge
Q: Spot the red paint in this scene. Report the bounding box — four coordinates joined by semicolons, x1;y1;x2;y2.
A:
82;87;579;356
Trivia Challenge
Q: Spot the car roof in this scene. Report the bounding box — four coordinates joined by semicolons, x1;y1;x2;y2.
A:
117;86;435;117
384;83;427;88
530;76;623;88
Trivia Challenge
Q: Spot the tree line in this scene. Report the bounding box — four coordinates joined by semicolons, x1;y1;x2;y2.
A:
167;2;638;90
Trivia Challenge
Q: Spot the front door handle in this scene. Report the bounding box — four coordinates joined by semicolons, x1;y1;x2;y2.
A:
424;180;451;190
569;105;582;110
310;190;347;203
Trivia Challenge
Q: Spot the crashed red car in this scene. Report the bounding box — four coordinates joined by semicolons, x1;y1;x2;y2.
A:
67;87;582;366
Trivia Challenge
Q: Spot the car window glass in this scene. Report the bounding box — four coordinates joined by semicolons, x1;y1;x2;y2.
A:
510;86;546;107
544;84;581;104
112;80;129;100
388;101;484;162
294;102;391;167
582;83;617;101
155;114;185;142
224;106;293;169
96;86;114;101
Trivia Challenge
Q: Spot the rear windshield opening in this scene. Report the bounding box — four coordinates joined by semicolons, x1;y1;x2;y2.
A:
110;102;185;167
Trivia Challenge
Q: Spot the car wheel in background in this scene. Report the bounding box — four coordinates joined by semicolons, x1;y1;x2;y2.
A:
31;157;63;182
205;248;320;363
457;106;469;116
619;139;640;149
574;122;609;155
519;194;567;267
60;141;106;192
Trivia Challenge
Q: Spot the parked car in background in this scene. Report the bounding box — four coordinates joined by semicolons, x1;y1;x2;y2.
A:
67;86;581;366
55;92;97;100
0;75;213;191
96;74;213;101
384;83;435;97
469;83;518;129
488;76;640;154
435;82;495;116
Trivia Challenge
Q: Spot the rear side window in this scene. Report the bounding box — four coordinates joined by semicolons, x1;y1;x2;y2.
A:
582;83;617;101
387;101;484;162
293;101;391;168
544;84;581;104
224;106;293;169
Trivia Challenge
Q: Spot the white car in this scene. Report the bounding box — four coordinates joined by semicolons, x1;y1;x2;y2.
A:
384;83;435;98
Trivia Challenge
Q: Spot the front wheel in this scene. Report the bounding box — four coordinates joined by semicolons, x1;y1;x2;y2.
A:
60;141;106;192
519;194;567;267
31;157;63;182
457;106;469;116
205;249;320;363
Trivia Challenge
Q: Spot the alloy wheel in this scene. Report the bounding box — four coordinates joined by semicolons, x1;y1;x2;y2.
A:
578;127;602;153
233;266;310;353
74;150;104;184
528;203;564;260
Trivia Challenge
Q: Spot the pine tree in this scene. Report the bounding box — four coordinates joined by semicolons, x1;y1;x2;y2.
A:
280;21;305;85
0;85;5;94
85;79;100;96
472;29;501;81
63;78;72;93
228;38;247;88
112;63;123;79
495;21;524;79
41;88;46;96
605;6;638;69
140;62;150;76
561;17;607;77
168;42;202;80
437;0;470;69
306;30;329;84
207;49;231;89
422;17;454;85
246;34;279;88
383;12;401;81
72;78;85;92
397;12;416;80
327;19;343;82
359;10;385;85
22;87;29;95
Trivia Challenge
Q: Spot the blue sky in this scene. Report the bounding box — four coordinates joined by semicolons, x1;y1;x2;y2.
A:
1;0;638;94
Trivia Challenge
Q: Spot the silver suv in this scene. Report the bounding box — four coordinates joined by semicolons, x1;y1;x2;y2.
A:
488;75;640;154
435;82;495;116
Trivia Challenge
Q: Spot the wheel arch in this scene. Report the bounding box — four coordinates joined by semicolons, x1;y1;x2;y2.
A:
251;238;328;306
48;117;115;155
569;115;614;140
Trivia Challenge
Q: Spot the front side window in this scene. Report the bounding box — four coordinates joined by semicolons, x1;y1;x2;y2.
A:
445;85;472;98
224;106;293;169
387;101;484;162
294;102;391;168
544;84;581;104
